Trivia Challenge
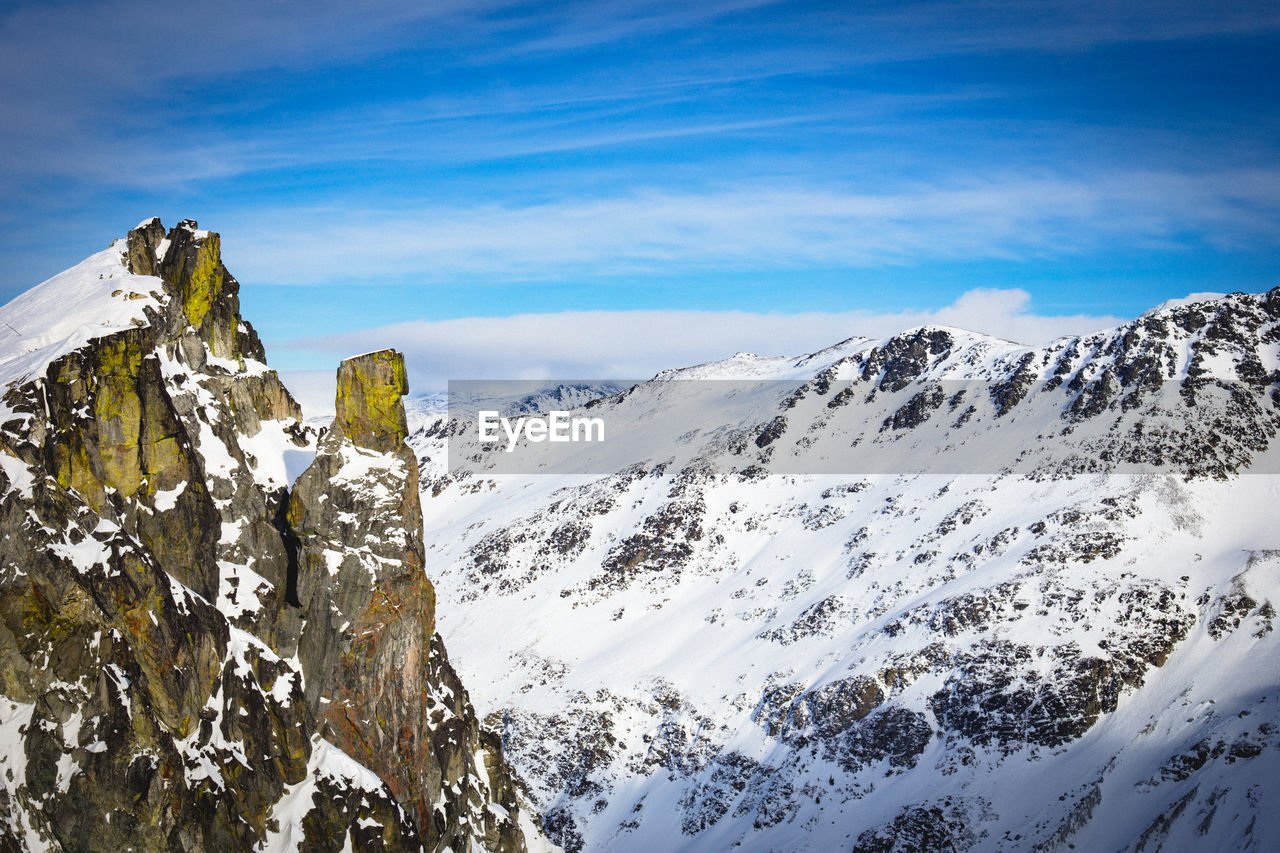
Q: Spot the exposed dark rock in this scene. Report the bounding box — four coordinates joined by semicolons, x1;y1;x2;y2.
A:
755;415;788;448
883;384;946;431
0;220;538;852
593;497;706;591
990;351;1037;417
852;805;970;853
861;328;953;393
288;350;528;851
832;706;933;771
124;216;166;277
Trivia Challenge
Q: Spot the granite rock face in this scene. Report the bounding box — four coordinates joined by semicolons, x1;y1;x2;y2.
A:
0;220;541;852
334;349;411;453
290;349;529;852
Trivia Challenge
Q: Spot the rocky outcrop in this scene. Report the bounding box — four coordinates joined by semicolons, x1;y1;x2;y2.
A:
0;419;417;852
13;322;221;600
0;220;540;851
290;349;528;852
152;220;259;362
124;216;166;277
333;349;411;453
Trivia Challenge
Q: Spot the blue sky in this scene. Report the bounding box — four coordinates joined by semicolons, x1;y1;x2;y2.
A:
2;0;1279;393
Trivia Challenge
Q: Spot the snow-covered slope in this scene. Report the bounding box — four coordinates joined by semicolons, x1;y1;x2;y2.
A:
0;241;160;418
412;288;1280;851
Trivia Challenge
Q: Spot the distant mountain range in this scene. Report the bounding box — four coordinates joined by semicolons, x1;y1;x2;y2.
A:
409;285;1280;851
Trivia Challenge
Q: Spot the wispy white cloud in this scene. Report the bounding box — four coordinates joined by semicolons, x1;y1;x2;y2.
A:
807;0;1280;58
3;0;1278;314
5;0;1275;192
222;170;1280;286
484;0;787;57
280;287;1126;414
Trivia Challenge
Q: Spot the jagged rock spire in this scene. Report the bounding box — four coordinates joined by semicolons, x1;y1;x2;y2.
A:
124;216;166;277
286;348;529;850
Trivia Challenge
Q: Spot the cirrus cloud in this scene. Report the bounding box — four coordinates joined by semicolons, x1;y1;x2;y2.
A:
224;171;1280;288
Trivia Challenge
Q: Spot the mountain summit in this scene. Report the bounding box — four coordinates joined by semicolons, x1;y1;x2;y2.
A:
0;220;546;852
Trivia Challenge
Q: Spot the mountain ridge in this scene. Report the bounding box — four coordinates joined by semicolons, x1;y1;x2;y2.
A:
410;285;1280;851
0;219;548;852
4;218;1278;851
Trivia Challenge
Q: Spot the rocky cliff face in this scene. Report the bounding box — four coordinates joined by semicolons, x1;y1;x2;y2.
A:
0;220;542;852
290;350;527;852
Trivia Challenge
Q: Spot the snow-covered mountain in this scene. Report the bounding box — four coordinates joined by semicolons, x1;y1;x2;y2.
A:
410;288;1280;851
0;220;549;852
5;217;1276;852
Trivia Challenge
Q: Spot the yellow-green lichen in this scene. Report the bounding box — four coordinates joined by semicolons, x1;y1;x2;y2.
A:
179;233;223;329
92;336;145;498
141;435;184;493
334;349;409;452
53;440;102;509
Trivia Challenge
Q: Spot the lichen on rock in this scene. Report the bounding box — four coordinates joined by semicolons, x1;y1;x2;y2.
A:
0;219;542;852
288;348;530;851
334;348;411;452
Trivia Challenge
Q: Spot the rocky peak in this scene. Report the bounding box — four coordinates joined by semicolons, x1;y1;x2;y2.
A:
127;218;262;364
860;327;955;392
159;220;224;329
288;350;530;851
334;349;411;452
0;220;544;852
124;216;166;277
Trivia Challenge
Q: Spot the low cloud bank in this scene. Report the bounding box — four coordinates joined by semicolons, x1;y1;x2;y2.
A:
280;288;1124;417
